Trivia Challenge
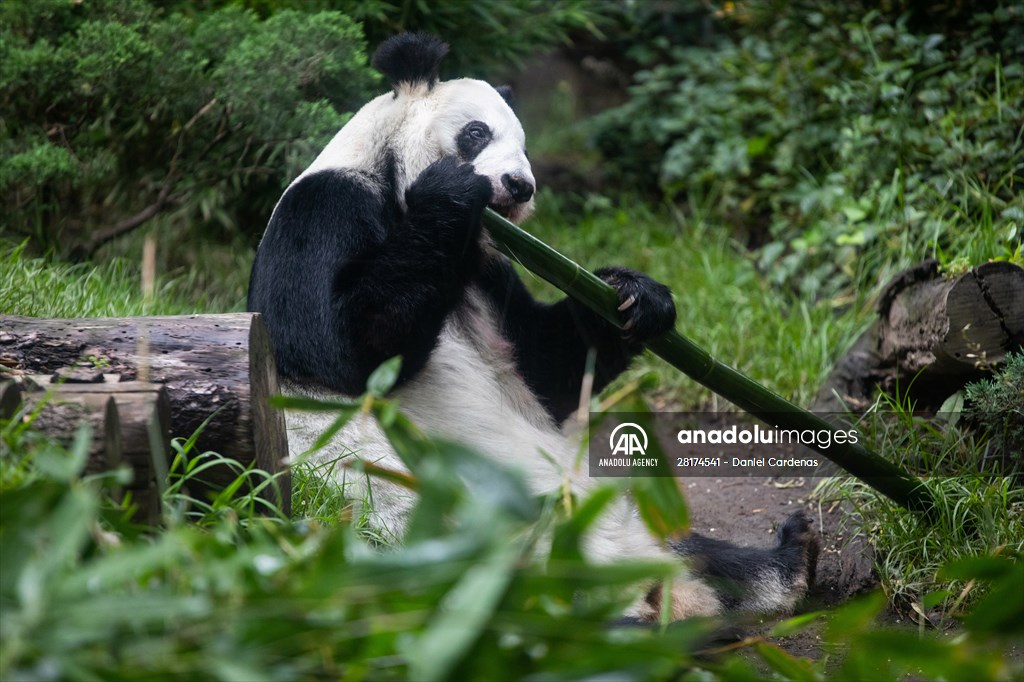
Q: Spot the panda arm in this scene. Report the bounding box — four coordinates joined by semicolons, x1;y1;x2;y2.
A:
249;161;491;394
478;256;675;424
335;160;493;390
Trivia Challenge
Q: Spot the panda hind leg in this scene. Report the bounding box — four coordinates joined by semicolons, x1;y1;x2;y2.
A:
670;510;820;616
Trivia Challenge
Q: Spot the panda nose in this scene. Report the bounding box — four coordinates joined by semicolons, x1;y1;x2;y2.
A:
502;173;535;203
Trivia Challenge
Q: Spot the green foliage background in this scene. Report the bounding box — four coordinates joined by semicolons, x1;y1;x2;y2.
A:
0;0;598;259
591;1;1023;298
1;0;377;256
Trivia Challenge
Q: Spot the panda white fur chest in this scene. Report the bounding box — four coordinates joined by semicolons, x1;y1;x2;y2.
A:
249;32;817;622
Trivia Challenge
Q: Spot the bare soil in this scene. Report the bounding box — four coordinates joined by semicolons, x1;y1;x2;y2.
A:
681;473;876;609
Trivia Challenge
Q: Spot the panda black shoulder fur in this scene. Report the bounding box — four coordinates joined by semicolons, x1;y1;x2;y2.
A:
248;32;817;622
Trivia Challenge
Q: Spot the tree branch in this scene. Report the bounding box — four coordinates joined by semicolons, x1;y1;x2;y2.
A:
78;184;180;258
76;99;224;258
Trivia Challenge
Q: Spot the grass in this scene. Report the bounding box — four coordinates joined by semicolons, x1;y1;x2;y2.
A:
97;223;255;313
815;391;1024;618
0;238;245;318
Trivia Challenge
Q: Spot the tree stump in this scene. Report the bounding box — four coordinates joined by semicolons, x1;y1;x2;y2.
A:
0;313;290;514
814;260;1024;412
2;378;172;523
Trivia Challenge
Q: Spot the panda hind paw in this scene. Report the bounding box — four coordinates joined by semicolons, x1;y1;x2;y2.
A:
777;510;820;589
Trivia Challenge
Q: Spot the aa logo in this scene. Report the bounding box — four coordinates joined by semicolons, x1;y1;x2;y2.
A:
609;422;648;456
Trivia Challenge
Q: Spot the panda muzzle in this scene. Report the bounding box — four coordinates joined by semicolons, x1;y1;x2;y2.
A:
501;173;535;204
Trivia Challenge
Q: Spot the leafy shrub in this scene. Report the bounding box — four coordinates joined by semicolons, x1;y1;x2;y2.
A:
964;351;1024;467
592;2;1024;298
0;0;375;257
1;0;606;272
166;0;603;76
0;384;696;680
338;0;602;78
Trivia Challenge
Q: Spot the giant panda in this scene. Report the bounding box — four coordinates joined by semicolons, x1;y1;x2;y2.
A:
248;32;817;622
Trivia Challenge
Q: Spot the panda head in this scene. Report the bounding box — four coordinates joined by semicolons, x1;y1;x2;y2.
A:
369;33;536;223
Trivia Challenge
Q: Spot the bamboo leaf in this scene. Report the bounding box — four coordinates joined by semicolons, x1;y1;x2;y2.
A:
367;355;402;396
550;485;618;564
407;540;519;681
269;395;357;412
308;406;359;453
768;610;826;638
754;643;821;682
616;403;688;540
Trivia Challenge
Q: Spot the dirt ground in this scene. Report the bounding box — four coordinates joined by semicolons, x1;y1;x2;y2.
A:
636;412;880;615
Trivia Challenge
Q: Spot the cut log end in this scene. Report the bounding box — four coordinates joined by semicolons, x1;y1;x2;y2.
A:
814;261;1024;413
0;313;291;516
248;313;291;514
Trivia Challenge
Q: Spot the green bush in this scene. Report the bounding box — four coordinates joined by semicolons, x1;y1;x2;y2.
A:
165;0;602;77
0;0;375;257
964;351;1024;467
592;2;1024;298
338;0;602;78
0;0;605;270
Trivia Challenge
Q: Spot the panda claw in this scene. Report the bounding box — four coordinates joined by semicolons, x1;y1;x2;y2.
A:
595;266;676;344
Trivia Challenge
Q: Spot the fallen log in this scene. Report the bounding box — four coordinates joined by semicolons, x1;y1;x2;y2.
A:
814;260;1024;412
0;313;290;514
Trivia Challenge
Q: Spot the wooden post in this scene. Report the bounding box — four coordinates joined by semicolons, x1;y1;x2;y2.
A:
6;378;172;524
0;313;290;515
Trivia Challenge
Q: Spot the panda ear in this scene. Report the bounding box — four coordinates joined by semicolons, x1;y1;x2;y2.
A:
494;85;516;110
372;32;450;92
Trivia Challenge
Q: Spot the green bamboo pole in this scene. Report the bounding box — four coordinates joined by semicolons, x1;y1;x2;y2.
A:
482;208;933;514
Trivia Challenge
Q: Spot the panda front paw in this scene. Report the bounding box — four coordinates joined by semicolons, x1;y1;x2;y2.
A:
405;157;492;262
596;267;676;344
407;157;492;220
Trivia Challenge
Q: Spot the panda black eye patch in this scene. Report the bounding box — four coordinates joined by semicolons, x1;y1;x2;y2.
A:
456;120;492;160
